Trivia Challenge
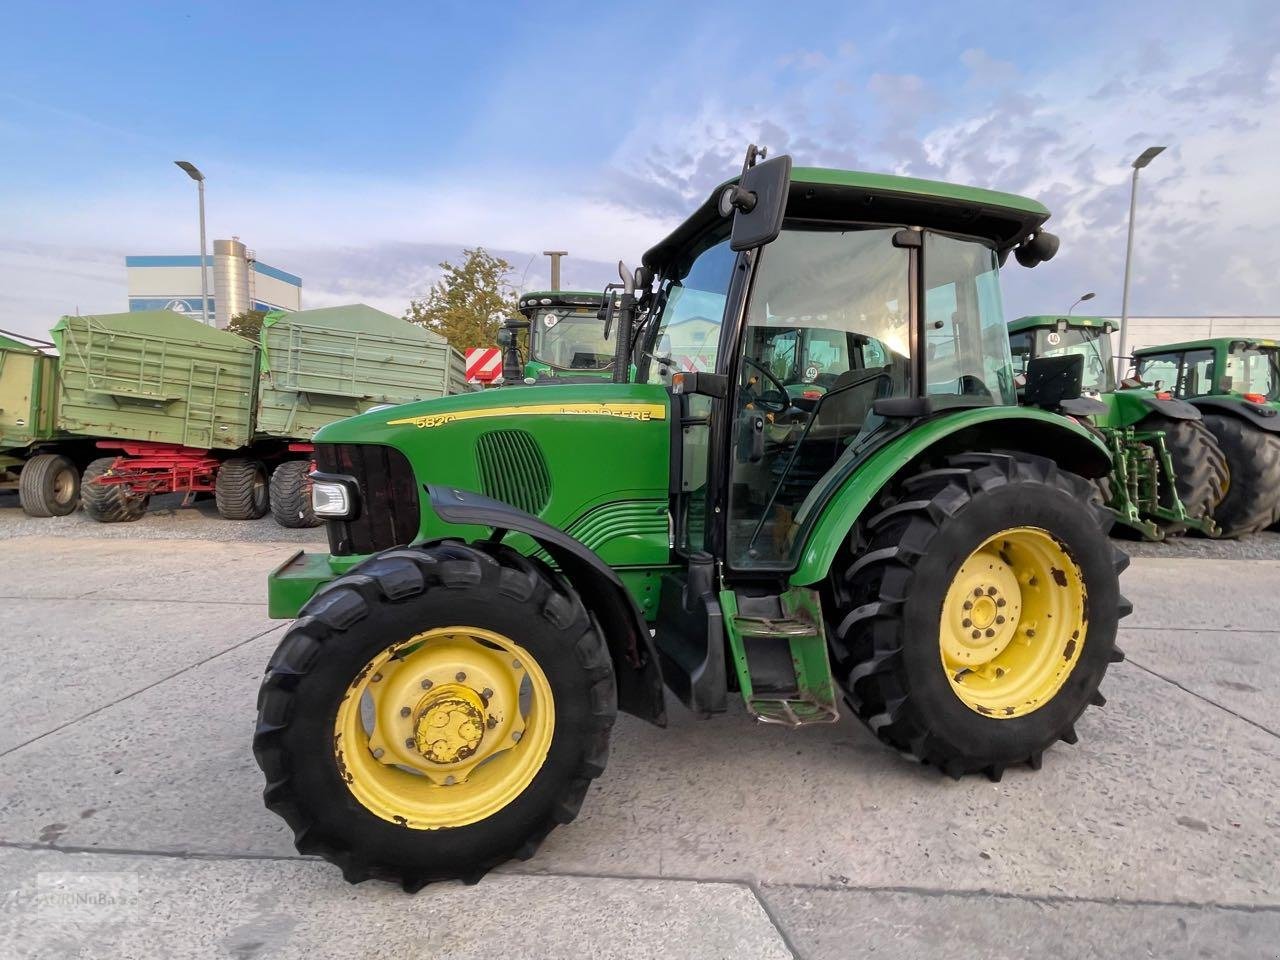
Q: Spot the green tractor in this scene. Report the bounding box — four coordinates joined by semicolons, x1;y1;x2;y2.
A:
1131;338;1280;536
499;290;611;383
1008;315;1226;539
255;148;1130;890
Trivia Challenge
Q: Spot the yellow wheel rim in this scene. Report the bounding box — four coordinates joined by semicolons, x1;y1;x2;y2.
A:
333;627;555;829
939;526;1086;718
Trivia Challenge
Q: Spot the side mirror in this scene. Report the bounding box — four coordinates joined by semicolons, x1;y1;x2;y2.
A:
722;152;792;252
1014;230;1060;268
500;318;530;382
1023;354;1084;409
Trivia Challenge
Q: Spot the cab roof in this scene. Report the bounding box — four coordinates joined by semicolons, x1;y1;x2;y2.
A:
643;166;1051;269
1008;315;1114;334
1133;337;1280;356
517;290;602;312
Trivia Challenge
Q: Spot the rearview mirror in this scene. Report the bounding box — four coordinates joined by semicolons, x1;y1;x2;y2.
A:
723;153;792;252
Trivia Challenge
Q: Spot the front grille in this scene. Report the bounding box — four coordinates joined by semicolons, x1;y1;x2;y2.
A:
315;442;419;555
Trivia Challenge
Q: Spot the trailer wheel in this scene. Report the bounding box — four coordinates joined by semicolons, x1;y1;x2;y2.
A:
18;454;80;517
1139;415;1229;534
831;452;1130;781
254;542;616;890
1201;413;1280;538
270;460;320;528
216;459;270;520
80;457;149;523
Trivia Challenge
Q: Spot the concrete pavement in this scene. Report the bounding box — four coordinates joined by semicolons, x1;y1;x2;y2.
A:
1;532;1277;959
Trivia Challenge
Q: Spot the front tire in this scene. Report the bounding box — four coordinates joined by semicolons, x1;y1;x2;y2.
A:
18;454;80;517
254;542;616;890
1201;413;1280;538
829;453;1130;780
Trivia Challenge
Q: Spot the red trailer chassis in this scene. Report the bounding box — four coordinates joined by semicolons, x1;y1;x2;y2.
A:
89;441;314;499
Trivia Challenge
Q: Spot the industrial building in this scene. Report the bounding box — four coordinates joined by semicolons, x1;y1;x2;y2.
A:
126;238;302;329
1115;316;1280;355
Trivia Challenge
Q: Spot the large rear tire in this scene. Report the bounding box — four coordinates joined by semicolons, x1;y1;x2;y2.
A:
80;457;149;523
215;459;269;520
829;452;1129;780
254;542;616;890
269;460;320;528
1201;413;1280;538
1138;415;1228;535
18;454;80;517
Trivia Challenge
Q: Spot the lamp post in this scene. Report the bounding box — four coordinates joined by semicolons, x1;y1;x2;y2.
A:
174;161;210;325
1067;291;1096;315
1116;145;1165;374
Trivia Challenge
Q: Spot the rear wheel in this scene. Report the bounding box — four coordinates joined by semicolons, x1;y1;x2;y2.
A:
1201;413;1280;537
80;457;149;523
18;454;80;517
1138;415;1228;535
254;542;616;890
215;459;269;520
269;460;320;528
829;453;1129;780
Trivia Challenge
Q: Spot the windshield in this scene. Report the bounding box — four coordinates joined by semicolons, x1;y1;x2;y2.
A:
1032;327;1114;394
641;225;735;382
531;307;612;370
1227;346;1280;399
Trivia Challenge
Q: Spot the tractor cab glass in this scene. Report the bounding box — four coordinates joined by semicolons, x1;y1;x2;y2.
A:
530;306;613;371
643;229;736;383
1225;345;1280;400
1028;326;1114;395
1136;349;1214;397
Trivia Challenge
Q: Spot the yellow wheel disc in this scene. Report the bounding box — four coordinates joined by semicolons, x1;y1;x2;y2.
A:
939;526;1086;718
333;627;555;829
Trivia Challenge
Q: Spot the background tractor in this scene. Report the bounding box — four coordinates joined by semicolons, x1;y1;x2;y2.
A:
499;290;611;383
255;148;1130;891
1132;337;1280;536
1008;315;1226;539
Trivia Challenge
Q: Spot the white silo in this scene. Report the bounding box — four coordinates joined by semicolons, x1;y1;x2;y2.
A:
213;237;252;329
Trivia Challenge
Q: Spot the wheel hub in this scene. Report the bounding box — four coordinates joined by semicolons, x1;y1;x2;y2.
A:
413;683;486;764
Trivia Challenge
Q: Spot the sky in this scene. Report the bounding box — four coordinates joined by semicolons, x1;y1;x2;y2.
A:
1;0;1278;340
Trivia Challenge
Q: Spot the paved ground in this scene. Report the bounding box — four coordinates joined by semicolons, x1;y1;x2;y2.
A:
1;515;1278;958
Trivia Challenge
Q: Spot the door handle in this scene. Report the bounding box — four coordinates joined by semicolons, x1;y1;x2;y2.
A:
749;415;765;462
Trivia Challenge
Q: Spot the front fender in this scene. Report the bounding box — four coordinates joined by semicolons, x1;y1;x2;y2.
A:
1189;396;1280;433
789;407;1110;587
428;484;667;726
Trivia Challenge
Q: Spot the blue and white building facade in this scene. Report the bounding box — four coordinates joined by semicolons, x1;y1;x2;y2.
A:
126;238;301;329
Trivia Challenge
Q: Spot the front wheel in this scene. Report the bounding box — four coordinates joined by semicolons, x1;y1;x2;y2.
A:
829;453;1130;780
253;542;616;890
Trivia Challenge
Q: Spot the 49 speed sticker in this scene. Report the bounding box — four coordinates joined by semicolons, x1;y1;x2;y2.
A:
388;402;667;429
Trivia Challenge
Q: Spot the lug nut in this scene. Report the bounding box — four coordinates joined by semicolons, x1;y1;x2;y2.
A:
372;748;384;759
963;601;973;611
481;688;493;700
1026;628;1036;638
962;618;972;628
487;716;498;729
444;775;456;786
420;678;433;690
973;588;984;597
512;660;522;670
455;671;467;682
971;630;981;640
996;598;1006;608
512;731;522;743
405;738;416;748
996;616;1006;625
400;707;412;718
371;673;383;683
984;628;995;638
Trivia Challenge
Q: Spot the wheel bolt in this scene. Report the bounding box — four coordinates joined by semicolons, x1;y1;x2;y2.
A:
400;707;412;718
481;688;493;700
973;588;984;598
1026;628;1036;638
996;598;1006;608
487;716;498;729
512;660;522;670
962;619;972;628
984;628;995;638
372;748;384;759
986;587;998;596
404;737;415;748
420;678;433;690
455;671;467;682
971;630;981;640
963;601;973;611
444;775;456;786
512;731;522;743
371;673;383;683
996;616;1005;625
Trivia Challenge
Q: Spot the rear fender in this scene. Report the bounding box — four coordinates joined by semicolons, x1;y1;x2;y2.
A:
1188;396;1280;433
428;484;667;726
790;407;1110;586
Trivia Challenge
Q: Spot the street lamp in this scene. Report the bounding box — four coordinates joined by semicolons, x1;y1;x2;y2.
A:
1067;291;1096;315
174;161;210;325
1116;145;1166;373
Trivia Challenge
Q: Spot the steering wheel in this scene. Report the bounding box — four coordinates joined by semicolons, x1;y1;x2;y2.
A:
742;357;791;413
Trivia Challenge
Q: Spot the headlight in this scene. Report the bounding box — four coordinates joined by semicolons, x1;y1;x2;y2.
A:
311;475;358;519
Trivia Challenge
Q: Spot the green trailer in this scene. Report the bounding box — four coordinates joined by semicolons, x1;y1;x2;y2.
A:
500;290;611;382
0;329;95;517
1008;316;1227;539
255;304;469;527
1132;337;1280;536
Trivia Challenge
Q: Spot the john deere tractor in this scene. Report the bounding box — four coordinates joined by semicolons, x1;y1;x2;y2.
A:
255;149;1130;890
499;290;611;383
1008;315;1226;539
1132;338;1280;536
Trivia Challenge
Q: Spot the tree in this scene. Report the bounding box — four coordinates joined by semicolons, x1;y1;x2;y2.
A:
404;247;518;349
228;310;267;342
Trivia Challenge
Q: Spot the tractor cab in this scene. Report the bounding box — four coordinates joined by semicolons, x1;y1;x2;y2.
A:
1008;315;1116;396
501;290;611;382
1133;337;1280;406
257;148;1129;891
